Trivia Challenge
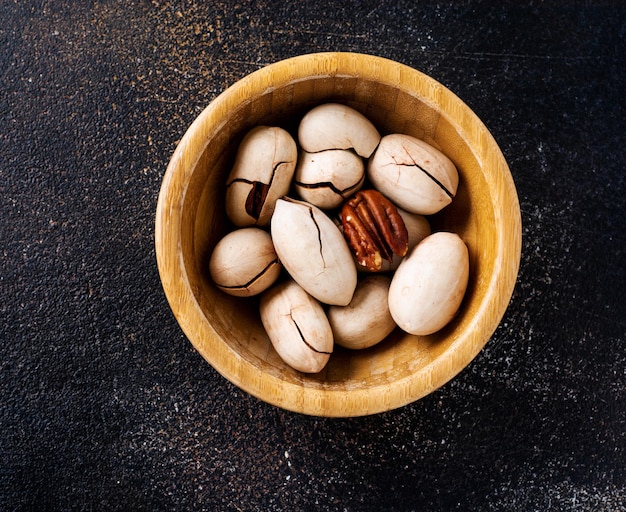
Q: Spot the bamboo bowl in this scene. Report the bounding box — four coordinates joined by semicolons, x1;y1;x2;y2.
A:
155;52;521;417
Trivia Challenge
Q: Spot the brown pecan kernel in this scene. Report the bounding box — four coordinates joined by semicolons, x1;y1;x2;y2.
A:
341;189;409;271
244;181;271;220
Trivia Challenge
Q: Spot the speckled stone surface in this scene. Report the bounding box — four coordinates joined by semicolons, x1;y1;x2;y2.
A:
1;2;625;511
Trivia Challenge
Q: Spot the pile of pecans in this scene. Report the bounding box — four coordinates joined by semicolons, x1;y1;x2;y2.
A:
209;103;469;373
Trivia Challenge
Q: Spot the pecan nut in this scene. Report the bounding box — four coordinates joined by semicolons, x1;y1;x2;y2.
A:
341;189;409;271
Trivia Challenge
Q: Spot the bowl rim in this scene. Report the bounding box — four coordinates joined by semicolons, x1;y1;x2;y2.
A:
155;51;522;417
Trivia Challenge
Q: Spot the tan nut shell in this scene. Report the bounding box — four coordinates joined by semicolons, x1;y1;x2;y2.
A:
294;149;365;209
368;133;459;215
298;103;381;158
225;126;297;227
260;280;333;373
271;197;357;306
209;227;281;297
327;275;396;350
389;232;469;335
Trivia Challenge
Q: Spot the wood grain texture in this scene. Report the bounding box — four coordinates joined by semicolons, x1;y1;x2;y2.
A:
155;52;522;417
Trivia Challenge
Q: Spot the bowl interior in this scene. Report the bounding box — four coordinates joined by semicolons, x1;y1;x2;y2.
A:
156;53;521;416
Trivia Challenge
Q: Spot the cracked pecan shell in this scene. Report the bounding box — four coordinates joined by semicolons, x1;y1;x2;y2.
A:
225;126;297;227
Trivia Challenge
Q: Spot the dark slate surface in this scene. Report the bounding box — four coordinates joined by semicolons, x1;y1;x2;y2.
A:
1;2;625;511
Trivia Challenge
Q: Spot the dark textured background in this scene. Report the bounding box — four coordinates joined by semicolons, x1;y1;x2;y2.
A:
1;1;625;511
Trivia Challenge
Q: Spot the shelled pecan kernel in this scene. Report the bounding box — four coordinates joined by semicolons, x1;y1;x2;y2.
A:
341;189;409;272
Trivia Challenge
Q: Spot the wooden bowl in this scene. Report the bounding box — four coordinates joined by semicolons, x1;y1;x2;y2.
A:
155;52;522;417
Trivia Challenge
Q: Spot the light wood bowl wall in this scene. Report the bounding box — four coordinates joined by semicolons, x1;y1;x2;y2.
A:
155;52;522;417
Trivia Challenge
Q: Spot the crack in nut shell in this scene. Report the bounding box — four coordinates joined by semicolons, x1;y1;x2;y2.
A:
341;190;409;272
